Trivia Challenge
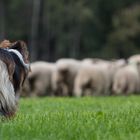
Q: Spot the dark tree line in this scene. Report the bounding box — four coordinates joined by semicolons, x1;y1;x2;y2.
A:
0;0;140;62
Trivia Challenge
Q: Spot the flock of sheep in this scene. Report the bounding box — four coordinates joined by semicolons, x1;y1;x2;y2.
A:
21;54;140;97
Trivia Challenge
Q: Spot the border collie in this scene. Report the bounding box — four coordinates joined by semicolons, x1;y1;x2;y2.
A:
0;40;30;118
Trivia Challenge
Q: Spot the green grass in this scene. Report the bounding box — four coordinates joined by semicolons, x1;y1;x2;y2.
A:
0;96;140;140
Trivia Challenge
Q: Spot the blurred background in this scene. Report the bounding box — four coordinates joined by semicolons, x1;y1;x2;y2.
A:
0;0;140;62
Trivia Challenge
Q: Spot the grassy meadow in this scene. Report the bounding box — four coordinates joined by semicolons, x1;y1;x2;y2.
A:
0;96;140;140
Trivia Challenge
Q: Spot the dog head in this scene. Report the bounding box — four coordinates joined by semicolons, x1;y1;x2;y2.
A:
10;41;30;64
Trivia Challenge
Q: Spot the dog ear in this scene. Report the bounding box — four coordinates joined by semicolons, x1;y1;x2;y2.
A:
10;40;30;64
0;40;12;48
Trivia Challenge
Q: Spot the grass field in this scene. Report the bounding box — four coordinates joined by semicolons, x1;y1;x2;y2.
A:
0;96;140;140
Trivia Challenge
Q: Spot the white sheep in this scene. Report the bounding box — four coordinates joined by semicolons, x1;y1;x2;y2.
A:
113;63;140;95
52;58;81;96
28;61;56;97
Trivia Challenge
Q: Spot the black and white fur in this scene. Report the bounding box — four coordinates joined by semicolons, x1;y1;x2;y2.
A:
0;42;29;117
